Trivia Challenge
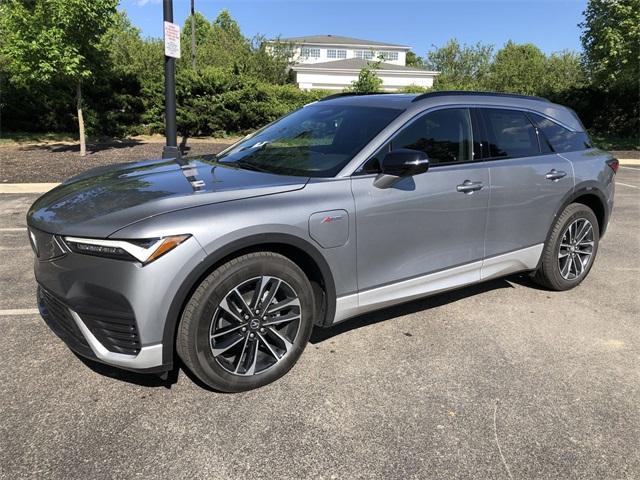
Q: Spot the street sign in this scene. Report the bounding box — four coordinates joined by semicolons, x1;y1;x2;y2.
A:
164;21;181;59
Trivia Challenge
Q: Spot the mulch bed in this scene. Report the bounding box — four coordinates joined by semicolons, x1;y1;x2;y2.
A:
0;140;231;183
0;141;637;184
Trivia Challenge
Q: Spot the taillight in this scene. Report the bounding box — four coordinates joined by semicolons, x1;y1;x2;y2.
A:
606;158;619;174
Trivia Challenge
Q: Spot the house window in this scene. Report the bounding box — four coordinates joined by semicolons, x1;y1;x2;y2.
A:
327;49;347;59
355;50;374;60
301;47;321;58
379;51;399;61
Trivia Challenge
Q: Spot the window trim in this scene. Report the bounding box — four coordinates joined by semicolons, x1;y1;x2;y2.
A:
526;111;594;154
349;104;583;177
354;106;478;175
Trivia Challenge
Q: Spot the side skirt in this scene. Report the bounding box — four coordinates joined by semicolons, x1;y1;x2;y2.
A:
333;244;543;324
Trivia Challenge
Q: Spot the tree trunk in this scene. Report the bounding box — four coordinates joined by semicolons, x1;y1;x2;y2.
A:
77;81;86;157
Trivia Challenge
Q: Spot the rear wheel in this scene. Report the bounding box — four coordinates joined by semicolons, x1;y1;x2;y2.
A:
177;252;315;392
533;203;599;291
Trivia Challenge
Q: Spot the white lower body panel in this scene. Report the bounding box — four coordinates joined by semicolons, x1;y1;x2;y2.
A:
333;244;543;324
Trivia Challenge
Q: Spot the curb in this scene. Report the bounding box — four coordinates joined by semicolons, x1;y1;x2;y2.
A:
0;183;60;193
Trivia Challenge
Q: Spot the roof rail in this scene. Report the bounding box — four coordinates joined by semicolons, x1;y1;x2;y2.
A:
319;92;394;102
411;90;550;103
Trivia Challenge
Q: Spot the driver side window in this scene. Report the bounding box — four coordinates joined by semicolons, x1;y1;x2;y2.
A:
392;108;473;165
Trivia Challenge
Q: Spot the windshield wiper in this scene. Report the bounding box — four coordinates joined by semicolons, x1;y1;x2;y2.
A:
220;160;274;174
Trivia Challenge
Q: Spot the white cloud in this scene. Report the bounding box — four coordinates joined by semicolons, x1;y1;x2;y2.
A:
131;0;161;6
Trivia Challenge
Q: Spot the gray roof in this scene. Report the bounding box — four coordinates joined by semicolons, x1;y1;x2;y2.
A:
279;34;409;49
292;58;433;73
319;92;583;131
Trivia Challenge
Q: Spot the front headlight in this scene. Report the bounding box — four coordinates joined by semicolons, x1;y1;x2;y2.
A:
62;235;191;265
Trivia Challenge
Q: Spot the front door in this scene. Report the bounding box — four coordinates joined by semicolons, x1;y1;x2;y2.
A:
351;107;490;296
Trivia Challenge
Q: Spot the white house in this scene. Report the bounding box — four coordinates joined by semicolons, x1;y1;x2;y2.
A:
274;34;439;91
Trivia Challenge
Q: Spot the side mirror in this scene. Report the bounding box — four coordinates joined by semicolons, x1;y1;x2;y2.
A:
374;149;429;188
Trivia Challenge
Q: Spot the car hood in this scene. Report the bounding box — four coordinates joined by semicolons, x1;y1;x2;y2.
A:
27;157;308;237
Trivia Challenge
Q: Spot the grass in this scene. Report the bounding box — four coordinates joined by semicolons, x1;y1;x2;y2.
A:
589;132;640;151
0;131;77;145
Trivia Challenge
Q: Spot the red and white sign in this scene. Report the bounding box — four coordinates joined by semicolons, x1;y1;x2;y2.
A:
164;21;181;59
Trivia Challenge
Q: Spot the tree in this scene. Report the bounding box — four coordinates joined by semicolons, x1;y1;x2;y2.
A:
348;62;383;93
406;51;425;69
102;11;163;84
180;12;215;70
580;0;640;89
0;0;118;155
425;39;493;90
485;41;547;95
543;51;586;95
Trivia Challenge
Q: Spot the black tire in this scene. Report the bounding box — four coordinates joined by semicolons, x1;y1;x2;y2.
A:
177;252;315;392
533;203;599;291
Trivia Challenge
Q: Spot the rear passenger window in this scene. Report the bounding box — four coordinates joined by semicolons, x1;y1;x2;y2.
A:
392;108;473;165
529;113;593;153
482;109;540;159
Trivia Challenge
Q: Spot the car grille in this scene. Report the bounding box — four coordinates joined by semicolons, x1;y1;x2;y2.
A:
38;287;90;351
81;311;141;355
38;287;141;356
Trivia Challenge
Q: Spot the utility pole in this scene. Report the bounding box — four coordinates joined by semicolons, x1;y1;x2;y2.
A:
191;0;196;69
162;0;180;159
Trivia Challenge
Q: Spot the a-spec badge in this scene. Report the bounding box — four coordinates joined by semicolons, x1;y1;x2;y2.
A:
309;210;349;248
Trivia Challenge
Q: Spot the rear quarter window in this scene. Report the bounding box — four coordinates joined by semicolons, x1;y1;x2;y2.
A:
481;109;540;159
529;113;593;153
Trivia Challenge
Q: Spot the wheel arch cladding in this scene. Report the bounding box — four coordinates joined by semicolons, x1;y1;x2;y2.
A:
162;233;336;365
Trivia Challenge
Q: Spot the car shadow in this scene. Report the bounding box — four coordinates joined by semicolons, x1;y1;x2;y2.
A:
73;272;542;390
75;354;179;389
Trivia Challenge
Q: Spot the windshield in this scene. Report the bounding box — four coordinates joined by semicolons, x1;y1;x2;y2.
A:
217;104;403;177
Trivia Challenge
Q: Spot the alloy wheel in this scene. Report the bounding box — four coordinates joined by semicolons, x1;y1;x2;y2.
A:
209;276;301;376
558;217;594;280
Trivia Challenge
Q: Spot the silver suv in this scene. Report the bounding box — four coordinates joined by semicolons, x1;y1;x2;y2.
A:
28;92;618;391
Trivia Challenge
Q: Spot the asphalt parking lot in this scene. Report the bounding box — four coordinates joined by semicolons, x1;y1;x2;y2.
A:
1;168;639;480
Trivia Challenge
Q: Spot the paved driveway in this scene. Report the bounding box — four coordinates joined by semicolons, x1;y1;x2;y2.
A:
1;169;639;479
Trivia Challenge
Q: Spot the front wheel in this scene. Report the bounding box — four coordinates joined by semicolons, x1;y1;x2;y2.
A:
533;203;599;291
177;252;315;392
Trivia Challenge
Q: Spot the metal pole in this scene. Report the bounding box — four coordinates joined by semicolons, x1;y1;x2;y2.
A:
191;0;196;69
162;0;180;159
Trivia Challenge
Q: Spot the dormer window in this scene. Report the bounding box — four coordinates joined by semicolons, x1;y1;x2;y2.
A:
355;50;374;60
379;51;399;61
327;49;347;59
301;47;321;58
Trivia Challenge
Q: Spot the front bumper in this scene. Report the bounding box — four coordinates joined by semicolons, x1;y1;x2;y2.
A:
38;286;164;372
32;232;207;373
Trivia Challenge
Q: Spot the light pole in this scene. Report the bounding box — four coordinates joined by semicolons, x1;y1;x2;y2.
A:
162;0;180;159
191;0;196;69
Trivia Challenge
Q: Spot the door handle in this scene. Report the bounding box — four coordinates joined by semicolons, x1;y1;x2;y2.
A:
456;180;484;194
545;169;567;181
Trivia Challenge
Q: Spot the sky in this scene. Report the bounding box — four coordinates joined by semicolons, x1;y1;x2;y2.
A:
119;0;588;56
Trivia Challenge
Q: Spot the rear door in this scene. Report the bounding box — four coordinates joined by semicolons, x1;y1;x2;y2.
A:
478;108;574;259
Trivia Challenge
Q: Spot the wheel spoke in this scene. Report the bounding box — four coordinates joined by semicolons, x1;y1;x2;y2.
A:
263;313;300;327
218;297;244;323
232;288;253;317
576;224;592;244
244;339;259;376
267;327;292;353
234;335;251;373
211;324;244;339
212;334;245;357
258;333;280;360
267;297;300;314
561;255;572;277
